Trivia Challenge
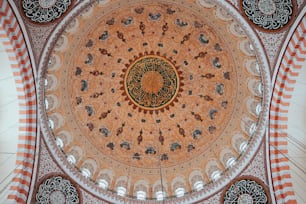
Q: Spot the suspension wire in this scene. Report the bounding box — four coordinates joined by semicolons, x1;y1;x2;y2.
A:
269;140;306;175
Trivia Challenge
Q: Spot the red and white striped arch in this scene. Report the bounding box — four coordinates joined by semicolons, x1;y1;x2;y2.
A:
0;1;37;203
269;10;306;203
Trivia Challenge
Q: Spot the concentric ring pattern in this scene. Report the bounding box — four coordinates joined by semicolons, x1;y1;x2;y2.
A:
40;0;269;201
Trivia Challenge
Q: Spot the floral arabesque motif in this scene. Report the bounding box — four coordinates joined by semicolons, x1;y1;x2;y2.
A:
22;0;71;23
36;176;79;204
224;179;268;204
242;0;293;30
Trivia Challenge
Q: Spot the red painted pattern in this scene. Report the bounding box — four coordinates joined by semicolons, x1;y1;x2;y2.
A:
270;15;306;204
0;1;37;203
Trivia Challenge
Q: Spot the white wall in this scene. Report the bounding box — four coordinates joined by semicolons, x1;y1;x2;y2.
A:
0;41;19;199
288;62;306;204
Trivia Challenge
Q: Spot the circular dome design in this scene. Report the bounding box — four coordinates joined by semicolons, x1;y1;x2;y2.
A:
123;54;181;111
22;0;71;23
36;176;79;203
223;179;268;204
241;0;294;30
39;0;270;202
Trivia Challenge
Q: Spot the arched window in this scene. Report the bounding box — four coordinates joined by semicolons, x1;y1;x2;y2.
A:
48;119;54;130
117;186;126;196
248;79;263;97
96;171;112;190
97;179;109;189
247;97;262;117
155;191;165;201
240;40;255;56
80;159;97;179
56;131;72;147
220;149;237;169
45;94;59;111
193;180;204;191
134;181;148;200
249;122;257;136
249;42;254;51
255;103;262;116
245;59;261;76
67;154;76;165
232;133;249;154
171;177;186;198
55;137;64;148
239;141;248;153
210;170;222;181
174;187;185;197
48;113;64;131
206;160;223;182
189;170;205;191
153;180;168;201
81;168;91;178
136;190;146;200
226;157;236;168
45;74;58;91
45;98;49;110
241;116;257;136
255;62;260;74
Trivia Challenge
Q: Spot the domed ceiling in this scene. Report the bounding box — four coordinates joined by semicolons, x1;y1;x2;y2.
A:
39;0;270;202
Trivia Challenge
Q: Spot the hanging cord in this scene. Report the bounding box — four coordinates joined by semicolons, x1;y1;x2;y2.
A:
269;141;306;175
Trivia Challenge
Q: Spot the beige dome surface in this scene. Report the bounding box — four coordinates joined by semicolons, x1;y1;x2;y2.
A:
39;0;270;202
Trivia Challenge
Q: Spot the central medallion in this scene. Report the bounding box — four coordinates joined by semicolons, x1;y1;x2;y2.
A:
123;54;181;113
141;71;164;94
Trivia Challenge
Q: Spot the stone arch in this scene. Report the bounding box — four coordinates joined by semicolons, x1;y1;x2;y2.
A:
269;8;306;203
0;1;37;202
